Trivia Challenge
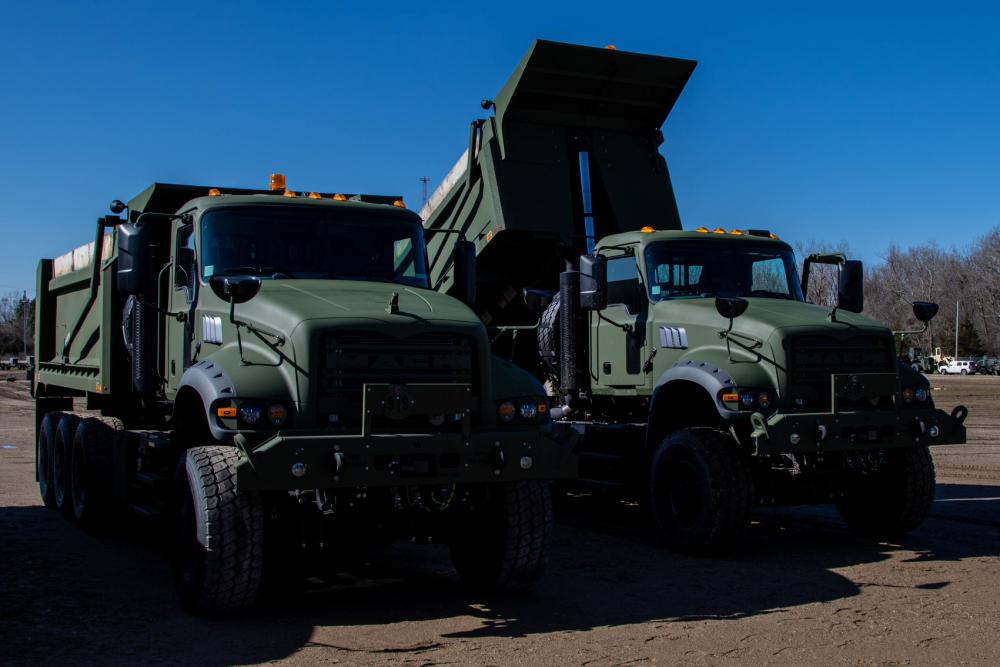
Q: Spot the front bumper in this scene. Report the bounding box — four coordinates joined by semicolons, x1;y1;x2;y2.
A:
749;373;968;455
235;426;577;491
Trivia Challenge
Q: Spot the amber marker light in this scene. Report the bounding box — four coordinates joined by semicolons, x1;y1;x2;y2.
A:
721;392;739;403
332;193;348;201
640;226;655;233
217;406;237;418
393;200;406;208
713;227;726;234
605;44;617;50
307;192;322;199
283;190;297;198
695;226;709;233
208;188;221;197
270;173;286;191
769;233;780;240
730;229;744;235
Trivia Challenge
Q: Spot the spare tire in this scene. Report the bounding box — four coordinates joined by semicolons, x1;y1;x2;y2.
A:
536;294;561;381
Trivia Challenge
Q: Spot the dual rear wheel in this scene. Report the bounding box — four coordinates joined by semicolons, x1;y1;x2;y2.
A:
37;411;116;527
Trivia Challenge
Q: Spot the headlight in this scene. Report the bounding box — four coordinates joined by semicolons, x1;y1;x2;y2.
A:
518;401;538;420
757;391;772;410
902;387;915;404
239;405;262;425
739;390;754;408
268;403;288;426
498;401;516;423
915;387;929;402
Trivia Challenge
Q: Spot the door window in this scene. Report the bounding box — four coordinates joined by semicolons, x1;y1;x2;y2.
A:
606;256;643;314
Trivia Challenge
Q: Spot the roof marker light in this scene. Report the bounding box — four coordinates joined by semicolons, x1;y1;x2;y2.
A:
713;227;726;234
208;188;221;197
605;44;617;50
695;226;709;233
770;233;780;240
307;192;322;199
333;193;347;201
393;200;406;208
270;173;286;191
640;226;655;233
730;229;744;235
283;190;297;198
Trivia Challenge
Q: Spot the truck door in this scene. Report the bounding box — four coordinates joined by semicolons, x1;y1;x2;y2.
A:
590;255;647;389
165;223;197;396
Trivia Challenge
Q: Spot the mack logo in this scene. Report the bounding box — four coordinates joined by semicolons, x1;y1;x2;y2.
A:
795;349;885;367
843;375;864;400
384;385;413;420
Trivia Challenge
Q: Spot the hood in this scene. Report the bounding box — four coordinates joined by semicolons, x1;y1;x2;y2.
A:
229;279;484;337
651;297;889;341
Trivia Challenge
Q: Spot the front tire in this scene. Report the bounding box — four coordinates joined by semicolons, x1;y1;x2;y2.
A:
836;445;935;537
172;446;264;614
648;427;754;551
450;481;553;592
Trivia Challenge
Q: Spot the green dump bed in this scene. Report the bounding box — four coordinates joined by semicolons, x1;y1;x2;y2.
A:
422;40;695;326
35;230;119;396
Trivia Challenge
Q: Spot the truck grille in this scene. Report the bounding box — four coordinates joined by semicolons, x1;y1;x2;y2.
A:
317;331;475;429
788;335;893;409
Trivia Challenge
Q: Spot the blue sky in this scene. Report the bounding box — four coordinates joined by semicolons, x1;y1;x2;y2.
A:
2;1;998;296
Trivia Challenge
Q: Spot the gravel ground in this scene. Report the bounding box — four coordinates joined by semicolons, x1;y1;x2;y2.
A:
1;372;997;666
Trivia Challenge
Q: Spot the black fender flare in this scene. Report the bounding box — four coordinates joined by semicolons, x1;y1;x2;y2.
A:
176;360;237;442
647;360;742;448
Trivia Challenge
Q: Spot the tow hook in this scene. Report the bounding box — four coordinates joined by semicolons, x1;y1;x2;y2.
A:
951;405;968;425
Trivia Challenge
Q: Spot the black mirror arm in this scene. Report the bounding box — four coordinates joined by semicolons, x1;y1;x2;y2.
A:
598;310;633;334
893;322;930;337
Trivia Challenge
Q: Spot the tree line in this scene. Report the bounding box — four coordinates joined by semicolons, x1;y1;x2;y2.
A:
0;292;34;356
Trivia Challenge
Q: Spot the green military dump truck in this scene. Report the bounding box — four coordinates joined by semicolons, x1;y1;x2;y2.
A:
423;40;968;549
33;177;575;612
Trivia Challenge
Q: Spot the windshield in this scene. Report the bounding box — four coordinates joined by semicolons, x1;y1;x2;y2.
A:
644;241;804;302
199;206;429;288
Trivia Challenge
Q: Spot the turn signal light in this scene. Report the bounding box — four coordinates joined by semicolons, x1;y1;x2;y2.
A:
270;173;286;191
208;188;221;197
217;406;237;418
721;392;739;403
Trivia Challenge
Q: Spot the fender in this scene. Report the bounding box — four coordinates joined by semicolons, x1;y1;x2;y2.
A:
176;359;237;441
651;359;741;422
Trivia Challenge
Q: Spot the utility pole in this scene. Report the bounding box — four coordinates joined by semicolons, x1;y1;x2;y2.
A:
954;298;959;360
21;291;28;357
420;176;430;207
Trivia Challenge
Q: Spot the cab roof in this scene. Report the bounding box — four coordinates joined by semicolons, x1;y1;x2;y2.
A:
597;228;789;251
126;182;409;222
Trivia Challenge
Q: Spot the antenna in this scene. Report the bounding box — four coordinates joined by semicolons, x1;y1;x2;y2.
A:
420;176;430;206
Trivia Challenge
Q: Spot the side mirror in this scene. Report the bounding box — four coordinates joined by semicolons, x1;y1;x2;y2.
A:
117;222;149;295
579;254;607;311
209;275;261;305
452;240;476;307
715;296;749;321
837;260;864;313
912;301;939;323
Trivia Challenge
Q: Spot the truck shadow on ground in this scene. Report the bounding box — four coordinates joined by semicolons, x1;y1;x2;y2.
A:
2;482;997;665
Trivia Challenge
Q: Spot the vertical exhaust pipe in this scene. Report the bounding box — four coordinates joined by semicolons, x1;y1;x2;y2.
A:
559;268;580;392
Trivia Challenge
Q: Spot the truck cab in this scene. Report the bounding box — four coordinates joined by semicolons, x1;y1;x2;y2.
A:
32;178;575;613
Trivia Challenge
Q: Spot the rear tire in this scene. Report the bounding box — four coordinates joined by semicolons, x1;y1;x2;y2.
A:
450;481;553;592
172;446;264;614
836;445;935;537
37;412;60;509
649;427;753;551
70;418;116;528
53;414;80;518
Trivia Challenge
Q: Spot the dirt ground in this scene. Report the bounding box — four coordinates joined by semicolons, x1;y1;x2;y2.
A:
1;372;997;666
